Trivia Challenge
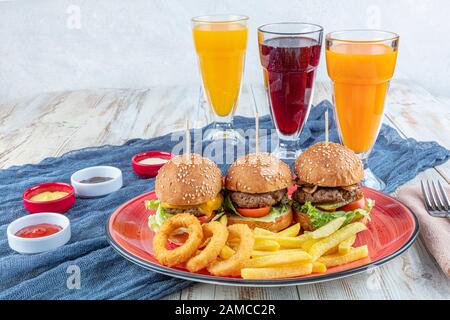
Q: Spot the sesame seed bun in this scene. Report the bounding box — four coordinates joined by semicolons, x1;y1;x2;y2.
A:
294;142;364;187
227;206;293;232
155;153;222;205
225;153;293;193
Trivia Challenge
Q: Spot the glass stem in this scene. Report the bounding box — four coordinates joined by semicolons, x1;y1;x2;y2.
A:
272;137;300;161
279;138;298;153
213;121;233;131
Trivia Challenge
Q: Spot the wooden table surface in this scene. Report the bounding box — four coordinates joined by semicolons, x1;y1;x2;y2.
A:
1;81;449;299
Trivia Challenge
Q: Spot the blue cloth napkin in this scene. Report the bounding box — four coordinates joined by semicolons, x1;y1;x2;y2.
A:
1;100;449;299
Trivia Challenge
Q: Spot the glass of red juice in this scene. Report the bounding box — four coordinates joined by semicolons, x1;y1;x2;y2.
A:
258;23;323;160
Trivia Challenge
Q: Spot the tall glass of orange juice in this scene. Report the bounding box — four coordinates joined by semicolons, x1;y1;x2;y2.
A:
192;15;248;145
326;30;399;190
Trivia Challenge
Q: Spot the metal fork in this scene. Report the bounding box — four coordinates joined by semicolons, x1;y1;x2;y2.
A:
420;180;450;217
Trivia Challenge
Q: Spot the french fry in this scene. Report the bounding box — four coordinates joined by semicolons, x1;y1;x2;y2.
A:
241;263;313;280
253;223;301;238
247;251;312;268
253;228;275;237
253;239;280;251
300;238;317;251
324;246;338;255
298;232;313;242
251;249;308;258
338;235;356;254
219;215;228;226
311;217;346;239
318;245;369;267
308;222;367;260
219;245;235;259
277;223;301;237
255;235;307;249
312;261;327;273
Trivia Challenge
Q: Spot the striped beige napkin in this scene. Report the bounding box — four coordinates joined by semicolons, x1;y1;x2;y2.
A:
397;184;450;276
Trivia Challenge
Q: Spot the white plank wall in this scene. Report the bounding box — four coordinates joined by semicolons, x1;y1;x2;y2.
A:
0;81;449;299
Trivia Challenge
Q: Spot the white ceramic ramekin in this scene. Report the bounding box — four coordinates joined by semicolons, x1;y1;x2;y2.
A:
7;212;71;254
70;166;123;198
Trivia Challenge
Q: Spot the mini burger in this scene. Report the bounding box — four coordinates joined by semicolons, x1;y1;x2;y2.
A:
292;142;374;231
223;152;293;232
146;153;223;232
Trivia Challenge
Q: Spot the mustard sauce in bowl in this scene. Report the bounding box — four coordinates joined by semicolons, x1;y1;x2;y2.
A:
30;191;69;202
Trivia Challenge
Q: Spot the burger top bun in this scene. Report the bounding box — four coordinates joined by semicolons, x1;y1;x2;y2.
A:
294;142;364;187
225;152;293;193
155;153;222;205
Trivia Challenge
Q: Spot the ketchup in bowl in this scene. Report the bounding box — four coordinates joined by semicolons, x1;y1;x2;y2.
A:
15;223;62;238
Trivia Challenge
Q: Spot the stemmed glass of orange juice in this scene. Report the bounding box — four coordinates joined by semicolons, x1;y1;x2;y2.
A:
326;30;399;190
192;15;249;146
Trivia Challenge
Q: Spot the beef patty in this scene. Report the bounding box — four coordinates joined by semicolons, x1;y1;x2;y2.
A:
164;207;204;216
230;188;287;208
293;186;362;204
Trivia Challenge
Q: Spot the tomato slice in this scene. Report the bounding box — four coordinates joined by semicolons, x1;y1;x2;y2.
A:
237;206;271;218
339;196;367;211
197;215;213;224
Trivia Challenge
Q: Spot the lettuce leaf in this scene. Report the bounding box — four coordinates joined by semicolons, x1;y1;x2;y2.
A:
145;199;161;210
270;199;290;216
293;199;374;230
145;200;174;231
223;194;239;215
211;211;225;222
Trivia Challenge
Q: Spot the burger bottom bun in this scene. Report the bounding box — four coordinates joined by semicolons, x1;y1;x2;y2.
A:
227;207;293;232
293;209;369;231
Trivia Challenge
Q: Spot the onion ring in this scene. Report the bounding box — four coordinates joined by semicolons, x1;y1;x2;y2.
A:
153;213;203;267
186;221;228;272
207;224;254;277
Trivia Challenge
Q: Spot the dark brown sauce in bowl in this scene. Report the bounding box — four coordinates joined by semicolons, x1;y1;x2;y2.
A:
79;176;113;184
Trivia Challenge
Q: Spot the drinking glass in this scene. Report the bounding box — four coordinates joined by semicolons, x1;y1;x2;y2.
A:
326;30;399;190
258;22;323;160
192;15;249;145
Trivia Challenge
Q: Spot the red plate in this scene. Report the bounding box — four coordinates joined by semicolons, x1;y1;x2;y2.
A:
106;187;419;286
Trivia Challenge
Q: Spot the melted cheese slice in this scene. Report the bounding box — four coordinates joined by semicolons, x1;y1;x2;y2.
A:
161;194;223;216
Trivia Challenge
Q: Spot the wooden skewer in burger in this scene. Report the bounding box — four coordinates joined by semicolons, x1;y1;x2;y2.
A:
146;119;224;242
223;112;294;232
292;110;375;231
150;119;255;273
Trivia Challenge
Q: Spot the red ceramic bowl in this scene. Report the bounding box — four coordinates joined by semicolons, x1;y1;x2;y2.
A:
131;151;174;178
22;182;76;214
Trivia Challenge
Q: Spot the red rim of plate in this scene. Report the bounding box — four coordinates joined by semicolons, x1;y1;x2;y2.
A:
106;187;419;287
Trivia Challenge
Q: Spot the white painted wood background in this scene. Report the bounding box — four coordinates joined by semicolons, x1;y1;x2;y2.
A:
0;81;449;299
1;0;450;101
